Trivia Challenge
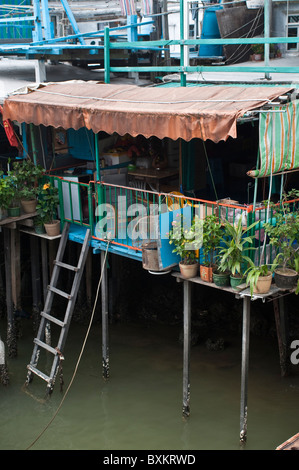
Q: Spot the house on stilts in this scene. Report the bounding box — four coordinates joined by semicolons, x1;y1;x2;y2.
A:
0;0;299;444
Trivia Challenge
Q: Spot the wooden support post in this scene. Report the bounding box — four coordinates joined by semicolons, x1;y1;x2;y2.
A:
10;228;21;313
273;297;290;377
30;236;42;333
240;296;250;443
3;228;17;358
182;280;191;417
34;60;46;83
41;238;49;303
101;250;109;379
48;239;56;278
41;238;52;345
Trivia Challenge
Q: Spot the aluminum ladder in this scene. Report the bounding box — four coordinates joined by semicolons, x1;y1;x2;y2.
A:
26;222;91;394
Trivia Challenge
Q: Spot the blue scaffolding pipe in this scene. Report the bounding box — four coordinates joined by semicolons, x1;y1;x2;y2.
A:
60;0;85;45
0;16;34;23
28;20;155;46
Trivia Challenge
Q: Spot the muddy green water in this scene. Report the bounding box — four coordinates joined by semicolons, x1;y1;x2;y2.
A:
1;317;299;451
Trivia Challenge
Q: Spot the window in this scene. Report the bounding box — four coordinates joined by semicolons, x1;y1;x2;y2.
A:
287;15;299;51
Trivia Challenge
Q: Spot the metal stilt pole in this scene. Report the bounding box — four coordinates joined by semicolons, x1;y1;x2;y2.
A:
240;296;250;443
182;280;191;417
101;250;109;380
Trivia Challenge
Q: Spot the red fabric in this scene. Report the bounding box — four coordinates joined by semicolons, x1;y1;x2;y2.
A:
0;105;19;148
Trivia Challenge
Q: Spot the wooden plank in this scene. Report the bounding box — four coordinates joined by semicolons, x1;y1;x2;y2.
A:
276;433;299;450
19;226;62;240
0;212;37;226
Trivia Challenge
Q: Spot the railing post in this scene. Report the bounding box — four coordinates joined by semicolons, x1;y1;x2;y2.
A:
95;132;100;181
246;205;256;263
104;26;110;84
264;0;271;80
180;0;186;87
29;124;38;165
88;182;94;235
57;177;65;224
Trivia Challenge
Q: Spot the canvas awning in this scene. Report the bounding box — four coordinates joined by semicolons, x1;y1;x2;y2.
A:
248;100;299;178
3;82;293;143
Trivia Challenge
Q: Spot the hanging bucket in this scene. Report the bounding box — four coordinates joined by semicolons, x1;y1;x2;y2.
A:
142;241;160;271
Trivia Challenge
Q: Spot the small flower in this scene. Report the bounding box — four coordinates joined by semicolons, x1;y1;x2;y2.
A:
43;183;50;190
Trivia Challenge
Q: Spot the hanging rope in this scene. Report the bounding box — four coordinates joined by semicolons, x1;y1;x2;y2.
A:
25;240;110;450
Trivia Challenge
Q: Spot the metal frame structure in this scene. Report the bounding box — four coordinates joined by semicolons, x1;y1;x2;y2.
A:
0;1;299;83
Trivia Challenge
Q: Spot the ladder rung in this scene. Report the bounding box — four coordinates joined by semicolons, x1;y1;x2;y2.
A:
48;285;72;299
34;338;58;355
54;260;78;272
41;311;65;327
27;364;51;383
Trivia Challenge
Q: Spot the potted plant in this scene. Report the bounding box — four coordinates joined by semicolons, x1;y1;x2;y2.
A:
200;214;223;283
11;159;44;213
36;182;60;236
33;214;46;234
4;174;21;217
168;213;201;279
264;189;299;290
0;172;10;219
19;185;41;213
251;44;264;61
218;217;258;289
244;261;273;297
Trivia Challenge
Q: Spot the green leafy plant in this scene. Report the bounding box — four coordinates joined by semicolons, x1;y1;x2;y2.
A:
244;262;272;296
36;182;59;224
252;44;264;54
11;158;44;200
218;217;258;278
2;174;20;209
168;213;202;265
264;189;299;271
201;214;223;267
0;173;11;209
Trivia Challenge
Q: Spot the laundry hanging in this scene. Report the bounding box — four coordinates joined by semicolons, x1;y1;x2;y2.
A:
248;100;299;178
120;0;136;16
141;0;153;15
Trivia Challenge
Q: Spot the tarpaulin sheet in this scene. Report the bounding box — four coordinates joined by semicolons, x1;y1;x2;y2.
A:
3;82;292;143
248;100;299;178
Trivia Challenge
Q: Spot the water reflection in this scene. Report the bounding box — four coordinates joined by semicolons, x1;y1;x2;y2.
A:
0;318;299;450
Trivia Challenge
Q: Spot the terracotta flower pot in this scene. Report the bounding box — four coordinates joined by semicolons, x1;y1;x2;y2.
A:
200;264;213;283
44;220;60;237
253;273;273;294
21;198;37;214
179;262;198;279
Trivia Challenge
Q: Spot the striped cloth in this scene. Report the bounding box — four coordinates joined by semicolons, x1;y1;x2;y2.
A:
248;100;299;178
120;0;136;15
141;0;154;15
